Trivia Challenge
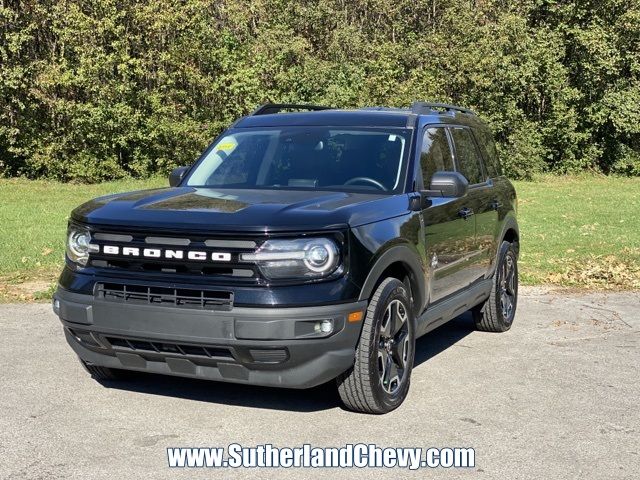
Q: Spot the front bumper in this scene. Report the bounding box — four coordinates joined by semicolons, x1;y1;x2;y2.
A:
53;287;366;389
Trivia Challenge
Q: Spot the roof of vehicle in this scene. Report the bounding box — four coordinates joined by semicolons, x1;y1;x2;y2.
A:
233;103;483;129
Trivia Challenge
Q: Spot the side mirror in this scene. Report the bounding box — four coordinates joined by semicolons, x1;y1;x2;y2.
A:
424;171;469;198
169;166;189;187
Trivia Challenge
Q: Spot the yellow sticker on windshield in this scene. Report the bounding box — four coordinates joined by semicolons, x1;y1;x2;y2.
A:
217;141;236;151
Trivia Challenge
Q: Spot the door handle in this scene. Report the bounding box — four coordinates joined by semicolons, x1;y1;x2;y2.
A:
458;207;474;219
490;200;503;211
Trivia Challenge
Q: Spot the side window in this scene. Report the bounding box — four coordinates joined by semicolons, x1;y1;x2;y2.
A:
473;127;501;178
420;127;453;187
450;127;484;184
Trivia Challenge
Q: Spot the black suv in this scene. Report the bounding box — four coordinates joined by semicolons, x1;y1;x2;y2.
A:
54;102;519;414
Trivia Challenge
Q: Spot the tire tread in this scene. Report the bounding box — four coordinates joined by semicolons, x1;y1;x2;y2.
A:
338;278;399;414
473;241;516;333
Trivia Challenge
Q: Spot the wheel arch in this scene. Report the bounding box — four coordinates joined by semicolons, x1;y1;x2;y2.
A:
500;215;520;256
357;245;426;315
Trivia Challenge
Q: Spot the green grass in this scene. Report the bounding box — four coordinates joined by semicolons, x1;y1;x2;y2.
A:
514;175;640;288
0;177;164;300
0;175;638;301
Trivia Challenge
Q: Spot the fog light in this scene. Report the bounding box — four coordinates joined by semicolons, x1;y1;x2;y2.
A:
53;298;60;314
314;319;334;334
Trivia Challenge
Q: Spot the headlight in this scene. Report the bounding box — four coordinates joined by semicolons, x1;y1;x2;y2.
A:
66;226;93;266
241;238;341;280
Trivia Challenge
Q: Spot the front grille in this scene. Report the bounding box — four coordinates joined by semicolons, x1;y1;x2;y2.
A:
87;231;262;281
248;348;289;364
96;282;233;310
105;336;234;359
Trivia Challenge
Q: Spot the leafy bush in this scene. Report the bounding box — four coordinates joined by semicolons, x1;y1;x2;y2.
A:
611;145;640;176
0;0;639;181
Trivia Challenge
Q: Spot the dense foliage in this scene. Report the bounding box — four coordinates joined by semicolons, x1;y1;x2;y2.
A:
1;0;639;181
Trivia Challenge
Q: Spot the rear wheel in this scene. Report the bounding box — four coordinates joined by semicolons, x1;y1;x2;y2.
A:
79;359;128;381
473;241;518;332
337;278;416;414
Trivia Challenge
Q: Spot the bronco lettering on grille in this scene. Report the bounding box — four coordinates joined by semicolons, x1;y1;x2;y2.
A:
96;245;232;262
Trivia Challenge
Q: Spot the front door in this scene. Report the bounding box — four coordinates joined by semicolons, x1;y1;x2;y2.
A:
418;127;478;304
449;126;496;282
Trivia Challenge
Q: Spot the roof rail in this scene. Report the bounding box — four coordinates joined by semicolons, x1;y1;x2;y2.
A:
411;101;475;116
250;103;333;116
360;106;409;112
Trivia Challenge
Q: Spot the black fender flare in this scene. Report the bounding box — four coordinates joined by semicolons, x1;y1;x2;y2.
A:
486;214;519;278
498;214;519;252
357;245;427;313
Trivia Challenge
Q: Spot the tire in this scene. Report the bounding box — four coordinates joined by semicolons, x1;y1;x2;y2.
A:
79;359;128;381
337;278;416;414
473;240;518;332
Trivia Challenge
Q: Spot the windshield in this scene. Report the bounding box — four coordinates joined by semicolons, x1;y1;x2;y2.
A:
185;127;410;193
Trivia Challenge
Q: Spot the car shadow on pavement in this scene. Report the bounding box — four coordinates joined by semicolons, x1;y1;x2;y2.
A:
96;312;475;413
97;372;342;413
413;312;476;368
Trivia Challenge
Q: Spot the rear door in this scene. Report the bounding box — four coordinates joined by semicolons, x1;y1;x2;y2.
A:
449;126;496;281
418;127;477;303
471;126;503;274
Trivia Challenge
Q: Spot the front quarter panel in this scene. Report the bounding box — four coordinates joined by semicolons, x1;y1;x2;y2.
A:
350;212;428;313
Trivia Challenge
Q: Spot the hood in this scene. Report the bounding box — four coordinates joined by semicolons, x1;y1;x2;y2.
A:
71;187;411;232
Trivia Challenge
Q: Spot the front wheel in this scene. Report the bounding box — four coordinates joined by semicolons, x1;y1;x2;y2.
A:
472;241;518;332
337;278;416;414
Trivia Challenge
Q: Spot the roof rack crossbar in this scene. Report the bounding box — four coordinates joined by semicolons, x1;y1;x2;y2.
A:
250;103;333;116
410;102;475;116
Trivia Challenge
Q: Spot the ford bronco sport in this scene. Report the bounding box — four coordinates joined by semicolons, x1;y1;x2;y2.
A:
53;102;519;414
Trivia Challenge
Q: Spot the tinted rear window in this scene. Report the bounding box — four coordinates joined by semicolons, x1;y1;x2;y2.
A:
473;126;501;178
450;127;484;184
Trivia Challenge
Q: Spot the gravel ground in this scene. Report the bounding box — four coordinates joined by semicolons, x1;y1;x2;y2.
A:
0;287;638;479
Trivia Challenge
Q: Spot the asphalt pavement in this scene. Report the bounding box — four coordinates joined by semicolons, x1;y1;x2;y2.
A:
0;287;638;479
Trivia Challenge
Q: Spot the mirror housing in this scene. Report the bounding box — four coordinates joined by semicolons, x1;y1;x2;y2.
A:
423;171;469;198
169;166;189;187
408;193;426;211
